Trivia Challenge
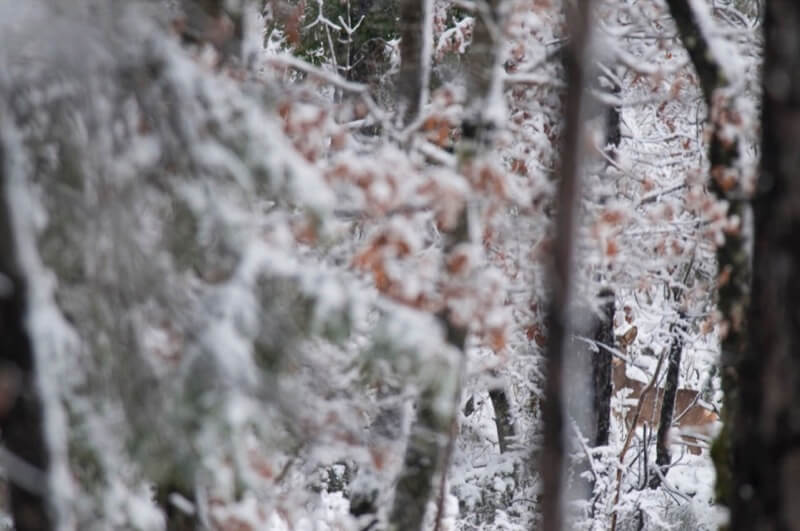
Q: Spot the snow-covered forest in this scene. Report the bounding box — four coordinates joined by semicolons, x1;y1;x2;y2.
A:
3;0;799;529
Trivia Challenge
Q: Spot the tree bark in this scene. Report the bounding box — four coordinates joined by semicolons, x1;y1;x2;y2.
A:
388;389;446;531
590;72;621;450
388;324;464;531
403;0;509;524
461;0;497;122
604;79;621;159
489;385;516;453
591;289;615;448
396;0;426;124
662;0;748;506
388;208;468;531
650;312;686;489
662;0;721;105
539;1;593;528
0;139;53;530
730;1;800;528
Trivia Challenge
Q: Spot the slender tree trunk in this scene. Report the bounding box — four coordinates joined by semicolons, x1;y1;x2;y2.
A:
604;78;621;160
650;312;686;489
591;289;615;448
388;0;494;520
661;0;749;505
590;67;620;450
539;1;593;528
490;385;516;453
389;387;448;531
0;141;53;530
730;1;800;528
389;197;468;531
662;0;720;105
415;2;511;526
349;381;400;519
388;322;465;531
461;0;518;459
461;0;497;122
397;0;429;124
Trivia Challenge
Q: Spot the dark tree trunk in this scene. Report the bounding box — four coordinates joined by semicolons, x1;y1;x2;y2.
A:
539;1;593;528
397;0;424;124
591;64;621;450
0;144;53;530
415;1;510;521
489;385;515;453
662;0;721;105
604;83;621;159
650;313;686;489
389;209;468;531
156;485;198;531
662;0;748;506
388;322;466;531
461;0;496;120
456;0;500;150
730;1;800;528
591;289;615;448
389;391;444;531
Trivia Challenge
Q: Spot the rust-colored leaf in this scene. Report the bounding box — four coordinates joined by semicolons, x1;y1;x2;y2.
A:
488;327;507;352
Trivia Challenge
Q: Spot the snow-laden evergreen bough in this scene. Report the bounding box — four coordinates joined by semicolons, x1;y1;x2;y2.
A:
0;2;372;528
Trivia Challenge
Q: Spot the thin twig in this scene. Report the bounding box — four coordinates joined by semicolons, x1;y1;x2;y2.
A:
610;349;667;531
570;417;599;483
